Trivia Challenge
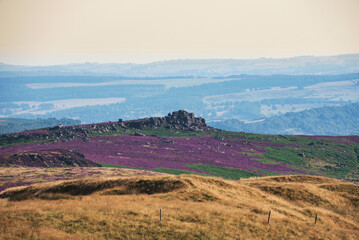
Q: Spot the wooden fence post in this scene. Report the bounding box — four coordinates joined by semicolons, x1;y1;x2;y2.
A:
267;210;271;224
315;214;318;224
160;209;162;222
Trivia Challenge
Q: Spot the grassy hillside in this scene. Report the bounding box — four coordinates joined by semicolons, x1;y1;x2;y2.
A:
0;174;358;239
0;167;164;192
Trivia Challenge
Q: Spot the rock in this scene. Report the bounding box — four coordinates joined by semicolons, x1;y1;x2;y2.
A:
221;143;232;147
160;138;174;143
0;149;100;167
134;132;145;136
123;110;210;131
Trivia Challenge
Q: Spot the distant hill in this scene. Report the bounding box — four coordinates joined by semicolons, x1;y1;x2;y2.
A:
212;103;359;135
0;110;358;182
1;54;359;77
0;117;81;134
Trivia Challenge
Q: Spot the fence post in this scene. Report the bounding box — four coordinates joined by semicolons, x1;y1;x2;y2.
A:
267;210;271;224
315;214;318;224
160;209;162;222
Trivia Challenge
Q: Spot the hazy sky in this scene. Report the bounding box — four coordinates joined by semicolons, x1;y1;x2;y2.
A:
0;0;358;65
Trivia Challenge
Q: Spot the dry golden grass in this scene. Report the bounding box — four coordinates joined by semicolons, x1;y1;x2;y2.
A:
0;174;358;239
0;167;164;192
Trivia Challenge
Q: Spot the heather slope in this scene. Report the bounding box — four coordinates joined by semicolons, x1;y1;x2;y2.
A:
0;174;358;239
0;111;359;183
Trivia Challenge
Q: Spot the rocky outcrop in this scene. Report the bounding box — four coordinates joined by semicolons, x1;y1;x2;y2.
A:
0;149;100;167
122;110;211;131
0;110;213;144
0;123;122;144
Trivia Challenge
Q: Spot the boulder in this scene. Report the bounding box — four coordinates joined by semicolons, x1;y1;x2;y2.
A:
123;110;210;131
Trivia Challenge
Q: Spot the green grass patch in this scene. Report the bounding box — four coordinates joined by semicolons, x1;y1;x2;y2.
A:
252;168;281;176
284;171;302;175
187;164;260;180
250;157;280;164
264;143;359;179
237;152;263;157
87;130;120;137
210;131;337;146
152;168;210;176
264;147;306;166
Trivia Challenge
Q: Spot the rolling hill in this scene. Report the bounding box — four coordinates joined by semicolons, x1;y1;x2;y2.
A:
0;110;358;183
0;174;358;239
212;103;359;135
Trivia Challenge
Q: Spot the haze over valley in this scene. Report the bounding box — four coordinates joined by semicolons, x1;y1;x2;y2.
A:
1;54;359;135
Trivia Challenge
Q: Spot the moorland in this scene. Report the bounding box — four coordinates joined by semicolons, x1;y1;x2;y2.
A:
0;110;358;239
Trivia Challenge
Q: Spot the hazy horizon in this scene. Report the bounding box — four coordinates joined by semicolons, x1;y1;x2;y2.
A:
0;52;358;67
1;0;358;66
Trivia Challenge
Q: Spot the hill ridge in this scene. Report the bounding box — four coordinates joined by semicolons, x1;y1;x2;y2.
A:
0;174;358;239
0;110;358;183
0;110;215;145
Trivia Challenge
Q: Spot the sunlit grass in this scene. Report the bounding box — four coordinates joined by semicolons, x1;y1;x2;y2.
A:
0;174;358;239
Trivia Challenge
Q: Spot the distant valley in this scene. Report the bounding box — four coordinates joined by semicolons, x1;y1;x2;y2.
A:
1;55;359;136
212;103;359;135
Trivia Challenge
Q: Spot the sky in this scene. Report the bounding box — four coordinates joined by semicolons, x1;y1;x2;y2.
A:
0;0;358;65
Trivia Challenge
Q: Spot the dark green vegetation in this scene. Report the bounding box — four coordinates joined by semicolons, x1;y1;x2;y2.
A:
187;164;260;179
0;117;80;134
151;168;210;176
213;103;359;135
264;145;358;179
